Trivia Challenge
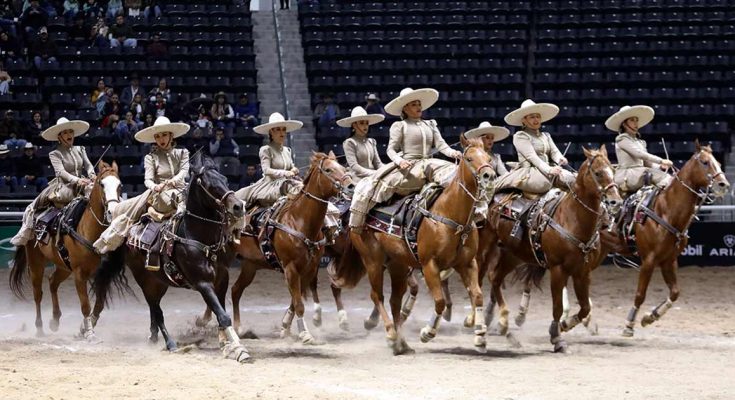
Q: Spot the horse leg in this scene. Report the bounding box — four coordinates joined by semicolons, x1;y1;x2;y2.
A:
622;258;656;337
48;267;71;332
515;281;532;328
28;250;46;337
73;268;100;343
365;258;395;344
490;261;514;336
229;262;257;338
641;260;680;327
548;266;569;353
331;284;349;331
195;281;251;363
140;280;174;350
388;263;413;355
455;259;487;353
562;285;598;336
441;278;454;323
284;264;316;345
310;274;322;328
419;260;446;343
560;271;591;334
399;270;419;322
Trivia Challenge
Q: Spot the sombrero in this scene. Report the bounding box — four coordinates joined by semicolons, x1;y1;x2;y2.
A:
464;121;510;142
605;105;655;132
253;112;303;135
134;116;190;143
384;87;439;117
40;117;90;141
504;99;559;127
336;106;385;128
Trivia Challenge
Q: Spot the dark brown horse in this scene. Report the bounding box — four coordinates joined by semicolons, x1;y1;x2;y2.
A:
10;162;122;340
479;146;621;352
341;136;495;355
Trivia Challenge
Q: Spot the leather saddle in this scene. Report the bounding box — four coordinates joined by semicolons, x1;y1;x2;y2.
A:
34;197;88;245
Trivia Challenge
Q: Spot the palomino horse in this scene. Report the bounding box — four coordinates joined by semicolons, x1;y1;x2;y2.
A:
10;161;122;340
342;136;495;355
207;152;351;344
479;146;621;352
93;154;250;362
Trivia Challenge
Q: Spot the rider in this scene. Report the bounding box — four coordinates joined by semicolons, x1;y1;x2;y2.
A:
349;87;462;233
94;116;190;257
607;105;673;193
463;121;510;221
11;117;96;246
494;99;575;195
339;106;385;182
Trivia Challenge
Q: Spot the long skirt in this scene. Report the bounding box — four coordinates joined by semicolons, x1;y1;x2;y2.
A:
614;166;671;193
10;178;81;246
493;166;576;194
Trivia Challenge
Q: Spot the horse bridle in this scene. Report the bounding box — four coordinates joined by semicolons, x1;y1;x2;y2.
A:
456;147;494;203
90;171;121;226
564;154;619;216
186;168;237;224
672;150;725;204
301;157;350;204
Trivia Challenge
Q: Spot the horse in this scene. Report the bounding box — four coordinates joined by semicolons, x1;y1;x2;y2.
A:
339;135;495;355
92;154;250;362
201;151;350;344
9;161;122;341
478;146;621;353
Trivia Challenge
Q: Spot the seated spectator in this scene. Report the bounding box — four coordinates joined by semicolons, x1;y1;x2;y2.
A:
313;93;340;134
17;142;48;191
95;85;113;114
25;111;47;137
102;92;123;126
148;77;171;103
109;14;137;48
114;111;139;144
0;144;17;191
29;26;59;69
82;0;104;23
68;14;88;43
91;78;106;103
364;93;386;116
142;113;154;128
208;125;239;169
107;0;123;20
0;5;18;37
127;92;145;124
210;92;235;128
0;110;25;149
63;0;81;20
20;0;48;37
120;73;144;106
90;17;110;47
0;63;10;95
145;32;167;59
144;0;162;20
0;30;22;62
239;164;261;188
125;0;142;17
194;109;212;131
234;93;259;127
151;92;167;117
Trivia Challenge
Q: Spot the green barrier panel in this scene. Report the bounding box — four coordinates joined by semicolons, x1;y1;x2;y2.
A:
0;225;20;269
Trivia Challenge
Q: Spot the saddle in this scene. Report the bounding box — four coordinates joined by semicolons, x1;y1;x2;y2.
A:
493;189;537;241
242;197;289;272
365;183;444;260
127;213;173;272
34;207;62;245
617;186;660;256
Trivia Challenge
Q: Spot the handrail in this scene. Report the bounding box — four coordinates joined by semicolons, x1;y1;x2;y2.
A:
271;0;291;148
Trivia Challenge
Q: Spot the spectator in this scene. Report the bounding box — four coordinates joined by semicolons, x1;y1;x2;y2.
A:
109;14;137;48
144;0;162;20
125;0;142;17
142;113;154;128
313;93;340;133
107;0;123;19
0;110;24;148
81;0;104;22
148;77;171;103
120;73;144;106
63;0;81;20
208;125;239;169
0;144;17;191
0;4;18;37
210;92;235;128
145;32;167;59
127;92;145;123
364;93;386;116
91;78;106;103
25;111;47;137
194;109;212;131
0;63;10;95
239;164;261;187
0;30;22;62
234;93;259;127
29;26;58;69
102;92;123;126
114;111;138;144
17;142;48;191
20;0;48;37
151;92;167;117
95;86;113;114
90;17;109;47
68;14;88;43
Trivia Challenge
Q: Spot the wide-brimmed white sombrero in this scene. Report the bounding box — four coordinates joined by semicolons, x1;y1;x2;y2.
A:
384;87;439;117
0;144;9;154
40;117;90;141
337;106;385;128
605;105;655;132
253;112;303;135
504;99;559;127
134;116;190;143
464;121;510;142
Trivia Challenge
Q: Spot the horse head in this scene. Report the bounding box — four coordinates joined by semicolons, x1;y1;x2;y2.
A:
303;151;352;200
580;145;622;214
459;134;495;191
95;160;121;223
679;140;730;198
189;152;243;219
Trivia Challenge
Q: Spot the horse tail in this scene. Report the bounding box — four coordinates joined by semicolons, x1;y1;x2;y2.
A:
9;246;28;300
513;264;546;291
92;246;134;306
328;238;366;290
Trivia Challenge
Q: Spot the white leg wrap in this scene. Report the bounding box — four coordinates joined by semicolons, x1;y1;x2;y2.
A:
282;308;295;328
652;298;674;319
562;287;570;318
560;314;581;332
625;306;639;328
224;326;240;344
473;307;487;335
518;291;531;315
296;317;308;333
337;309;348;322
428;311;441;330
313;303;322;313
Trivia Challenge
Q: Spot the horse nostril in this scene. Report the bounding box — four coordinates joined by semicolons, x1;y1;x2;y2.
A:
347;183;356;191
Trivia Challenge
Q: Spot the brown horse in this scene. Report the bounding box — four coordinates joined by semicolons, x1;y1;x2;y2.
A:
342;136;495;355
9;161;121;340
204;152;351;343
479;146;622;352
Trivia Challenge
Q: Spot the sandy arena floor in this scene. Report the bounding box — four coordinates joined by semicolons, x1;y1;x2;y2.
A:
1;265;734;400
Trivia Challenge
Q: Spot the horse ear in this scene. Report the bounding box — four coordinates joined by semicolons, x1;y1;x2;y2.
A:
328;150;336;160
191;150;202;169
460;133;469;149
111;160;119;172
695;138;701;152
599;144;608;158
582;146;592;158
97;160;108;174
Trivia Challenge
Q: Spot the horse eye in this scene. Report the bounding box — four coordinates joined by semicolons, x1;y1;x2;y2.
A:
466;157;473;162
325;168;332;173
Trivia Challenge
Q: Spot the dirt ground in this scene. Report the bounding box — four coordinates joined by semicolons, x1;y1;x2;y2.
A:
1;265;734;400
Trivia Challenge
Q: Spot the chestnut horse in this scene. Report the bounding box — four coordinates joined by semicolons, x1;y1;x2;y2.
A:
203;152;351;344
342;136;495;355
478;146;621;352
10;161;122;341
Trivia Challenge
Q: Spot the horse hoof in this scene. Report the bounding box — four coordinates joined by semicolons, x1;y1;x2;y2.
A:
641;314;655;327
312;314;322;328
166;340;178;352
338;312;350;332
148;334;159;344
621;327;635;337
463;314;474;328
514;313;527;327
419;327;436;343
223;343;252;363
498;322;509;336
474;336;487;353
49;319;60;332
553;340;568;353
36;329;46;338
85;333;102;344
364;317;379;331
299;331;318;345
237;328;259;340
390;338;415;356
279;327;291;339
194;316;210;328
442;306;453;322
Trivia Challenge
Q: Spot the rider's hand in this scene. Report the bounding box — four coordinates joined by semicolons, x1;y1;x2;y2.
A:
153;183;164;192
399;160;412;170
285;171;295;178
78;178;92;186
660;159;673;170
290;167;299;175
549;166;562;177
558;157;569;166
450;150;462;159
